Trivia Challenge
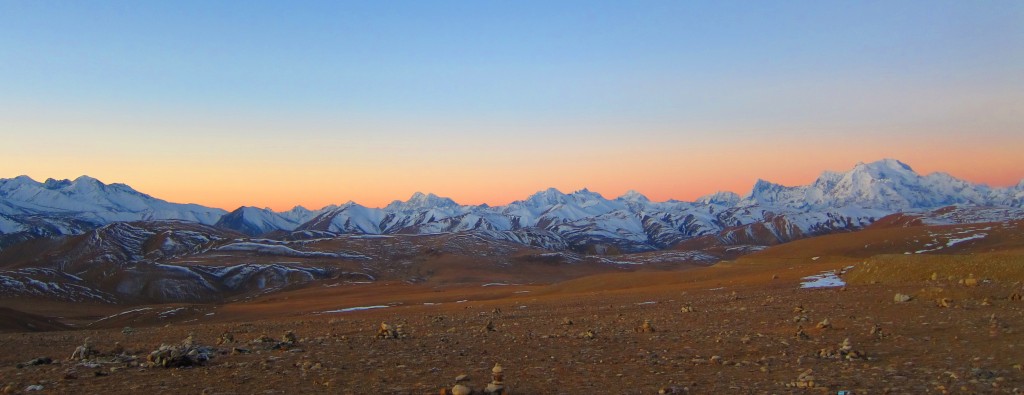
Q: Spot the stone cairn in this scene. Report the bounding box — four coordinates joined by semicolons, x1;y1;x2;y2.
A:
485;363;506;394
816;337;864;360
376;322;406;339
146;333;214;368
68;338;97;361
795;326;810;340
635;320;655;333
787;369;817;388
441;363;509;394
870;324;884;340
248;330;300;350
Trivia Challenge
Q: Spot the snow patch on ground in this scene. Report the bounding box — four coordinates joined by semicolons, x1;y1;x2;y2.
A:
800;266;855;289
91;307;153;325
319;305;390;314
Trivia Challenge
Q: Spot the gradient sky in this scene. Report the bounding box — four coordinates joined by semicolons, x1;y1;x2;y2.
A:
1;1;1022;211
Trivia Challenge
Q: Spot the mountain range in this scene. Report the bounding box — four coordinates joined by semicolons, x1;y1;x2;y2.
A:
2;159;1022;252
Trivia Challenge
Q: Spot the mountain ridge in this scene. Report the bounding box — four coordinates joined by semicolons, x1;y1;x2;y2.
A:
2;159;1022;252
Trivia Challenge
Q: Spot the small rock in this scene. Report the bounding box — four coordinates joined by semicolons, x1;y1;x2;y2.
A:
963;278;979;287
451;384;472;395
636;320;655;333
936;298;952;308
455;374;469;382
816;318;832;329
894;293;912;303
25;385;44;392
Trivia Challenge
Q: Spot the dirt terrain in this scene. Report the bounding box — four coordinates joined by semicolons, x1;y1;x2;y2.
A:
1;220;1023;393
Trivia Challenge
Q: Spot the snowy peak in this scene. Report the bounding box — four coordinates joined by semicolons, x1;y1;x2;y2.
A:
385;192;459;211
215;206;304;236
853;158;914;173
524;188;570;206
618;190;650;203
738;159;1012;211
696;191;740;206
0;175;226;226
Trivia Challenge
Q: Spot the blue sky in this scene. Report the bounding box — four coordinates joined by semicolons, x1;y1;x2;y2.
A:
1;1;1022;209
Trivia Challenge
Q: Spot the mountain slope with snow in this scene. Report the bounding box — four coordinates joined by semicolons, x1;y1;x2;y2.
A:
0;176;225;224
2;159;1021;253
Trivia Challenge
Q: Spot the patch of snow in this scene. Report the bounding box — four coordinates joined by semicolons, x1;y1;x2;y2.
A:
482;282;519;287
800;266;854;289
946;233;987;247
319;305;390;314
91;307;153;324
158;307;186;318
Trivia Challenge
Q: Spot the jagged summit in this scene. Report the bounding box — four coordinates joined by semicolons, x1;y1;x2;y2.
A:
696;191;740;206
618;190;650;202
385;192;459;211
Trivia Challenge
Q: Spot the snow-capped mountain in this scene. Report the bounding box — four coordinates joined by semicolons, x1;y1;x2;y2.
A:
0;176;226;248
289;159;1022;252
215;205;330;236
0;176;225;223
2;159;1021;253
739;159;997;210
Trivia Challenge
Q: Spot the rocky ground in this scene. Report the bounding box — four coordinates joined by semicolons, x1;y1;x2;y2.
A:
2;259;1023;394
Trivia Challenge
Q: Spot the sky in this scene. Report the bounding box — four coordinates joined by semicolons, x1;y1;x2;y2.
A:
1;1;1022;211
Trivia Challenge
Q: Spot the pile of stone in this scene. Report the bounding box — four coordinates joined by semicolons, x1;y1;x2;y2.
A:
216;331;235;345
635;320;655;333
870;324;884;340
816;338;864;361
794;326;810;340
679;305;695;313
816;318;832;329
68;338;98;361
442;363;508;394
376;322;407;339
787;369;817;388
250;330;301;350
146;333;215;368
